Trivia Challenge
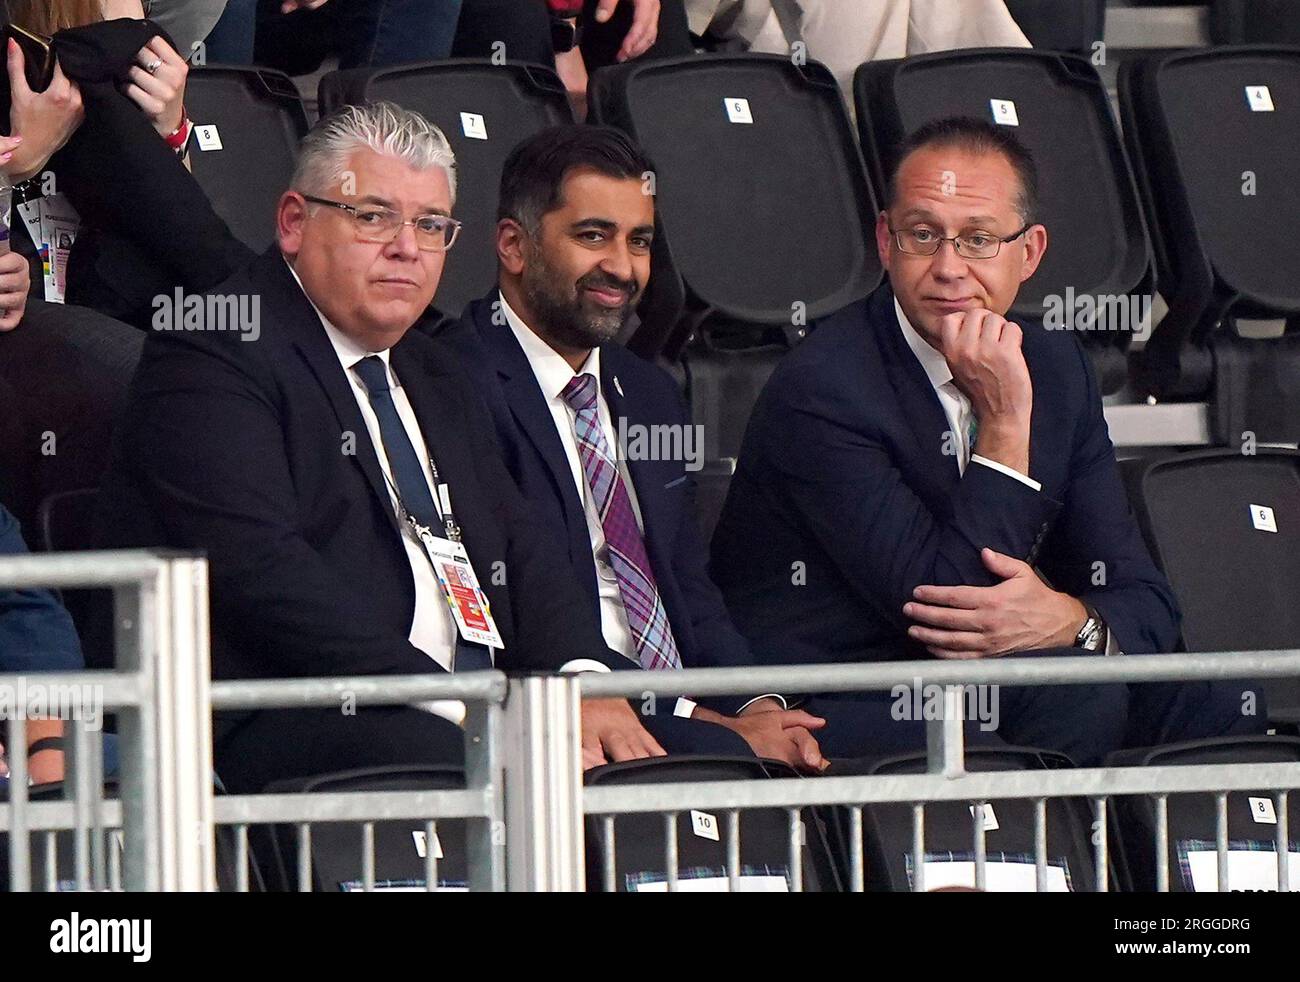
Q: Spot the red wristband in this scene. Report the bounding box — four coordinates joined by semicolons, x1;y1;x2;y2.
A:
546;0;584;13
164;109;191;150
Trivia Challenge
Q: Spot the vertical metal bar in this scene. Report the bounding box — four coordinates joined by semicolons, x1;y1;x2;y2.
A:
88;726;106;891
108;830;122;892
1155;795;1170;892
973;802;987;891
44;830;58;893
787;808;803;893
160;557;216;891
1092;797;1109;893
6;717;30;892
234;825;249;893
912;803;926;893
1215;792;1229;893
664;812;679;892
424;820;438;892
361;822;375;892
115;581;158;892
71;718;93;891
503;676;583;891
926;685;966;778
848;806;865;893
1034;798;1048;893
463;691;506;892
602;816;616;893
1276;791;1289;893
297;823;312;892
726;810;740;893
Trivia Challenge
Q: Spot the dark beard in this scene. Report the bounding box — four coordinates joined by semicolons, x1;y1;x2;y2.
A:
522;257;640;351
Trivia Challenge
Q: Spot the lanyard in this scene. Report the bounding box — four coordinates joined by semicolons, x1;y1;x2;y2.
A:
378;453;463;544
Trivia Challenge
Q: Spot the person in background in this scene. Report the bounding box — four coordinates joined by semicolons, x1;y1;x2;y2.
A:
2;0;254;325
453;0;693;118
0;505;82;786
202;0;464;72
685;0;1030;113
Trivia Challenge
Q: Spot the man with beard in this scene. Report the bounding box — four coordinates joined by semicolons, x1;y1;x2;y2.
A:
447;126;828;770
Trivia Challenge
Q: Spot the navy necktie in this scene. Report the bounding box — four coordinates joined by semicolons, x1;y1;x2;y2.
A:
352;356;440;531
353;356;492;671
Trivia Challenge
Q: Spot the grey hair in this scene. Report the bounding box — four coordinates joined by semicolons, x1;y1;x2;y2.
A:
291;101;458;205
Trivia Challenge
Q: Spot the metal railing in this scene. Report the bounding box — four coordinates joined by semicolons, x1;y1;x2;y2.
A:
0;550;211;891
575;652;1300;892
208;672;509;892
4;548;1298;892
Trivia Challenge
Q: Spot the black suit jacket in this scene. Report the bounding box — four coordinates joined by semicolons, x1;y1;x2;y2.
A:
442;292;761;715
100;249;622;698
711;283;1181;668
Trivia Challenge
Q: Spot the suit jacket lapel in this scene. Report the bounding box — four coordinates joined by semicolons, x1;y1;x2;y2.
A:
476;296;590;556
874;285;963;495
601;352;673;551
262;252;400;534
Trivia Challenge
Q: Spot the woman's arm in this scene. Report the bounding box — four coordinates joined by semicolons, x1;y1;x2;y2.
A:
2;41;84;184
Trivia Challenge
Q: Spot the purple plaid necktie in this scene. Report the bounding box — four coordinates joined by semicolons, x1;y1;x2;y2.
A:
561;373;681;671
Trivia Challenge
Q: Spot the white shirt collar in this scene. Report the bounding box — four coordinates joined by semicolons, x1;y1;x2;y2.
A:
894;296;953;391
284;256;394;379
499;290;601;401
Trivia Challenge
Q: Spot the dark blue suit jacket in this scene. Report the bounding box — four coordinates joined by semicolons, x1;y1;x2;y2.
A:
0;505;83;674
445;292;760;715
711;283;1181;668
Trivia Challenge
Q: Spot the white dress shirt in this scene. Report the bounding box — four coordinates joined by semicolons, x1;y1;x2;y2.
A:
287;261;466;724
502;295;645;667
502;293;783;714
894;298;1041;491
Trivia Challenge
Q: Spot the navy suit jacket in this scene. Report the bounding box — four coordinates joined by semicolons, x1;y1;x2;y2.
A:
711;283;1181;669
100;251;623;725
443;292;760;715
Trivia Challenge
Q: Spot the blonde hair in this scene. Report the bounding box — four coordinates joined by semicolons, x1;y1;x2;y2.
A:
7;0;104;35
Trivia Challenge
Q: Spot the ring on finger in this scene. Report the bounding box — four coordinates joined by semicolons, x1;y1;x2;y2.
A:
146;58;162;75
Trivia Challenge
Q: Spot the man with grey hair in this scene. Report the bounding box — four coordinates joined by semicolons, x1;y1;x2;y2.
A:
101;101;668;792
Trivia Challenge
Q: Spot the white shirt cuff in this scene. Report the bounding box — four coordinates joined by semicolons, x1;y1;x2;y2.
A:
971;454;1042;492
674;697;697;718
559;659;613;674
736;694;789;713
416;700;467;727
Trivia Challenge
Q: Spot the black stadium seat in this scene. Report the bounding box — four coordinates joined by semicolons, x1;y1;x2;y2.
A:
317;60;575;319
590;53;881;359
1121;448;1300;727
262;765;468;891
828;748;1099;892
184;67;310;253
589;53;882;468
856;48;1154;395
1107;736;1300;892
1118;46;1300;443
584;756;841;891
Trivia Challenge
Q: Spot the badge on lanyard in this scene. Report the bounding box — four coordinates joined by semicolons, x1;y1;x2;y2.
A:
410;519;505;650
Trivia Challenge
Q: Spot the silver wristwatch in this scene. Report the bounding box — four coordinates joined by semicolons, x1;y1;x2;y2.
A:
1074;604;1106;652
